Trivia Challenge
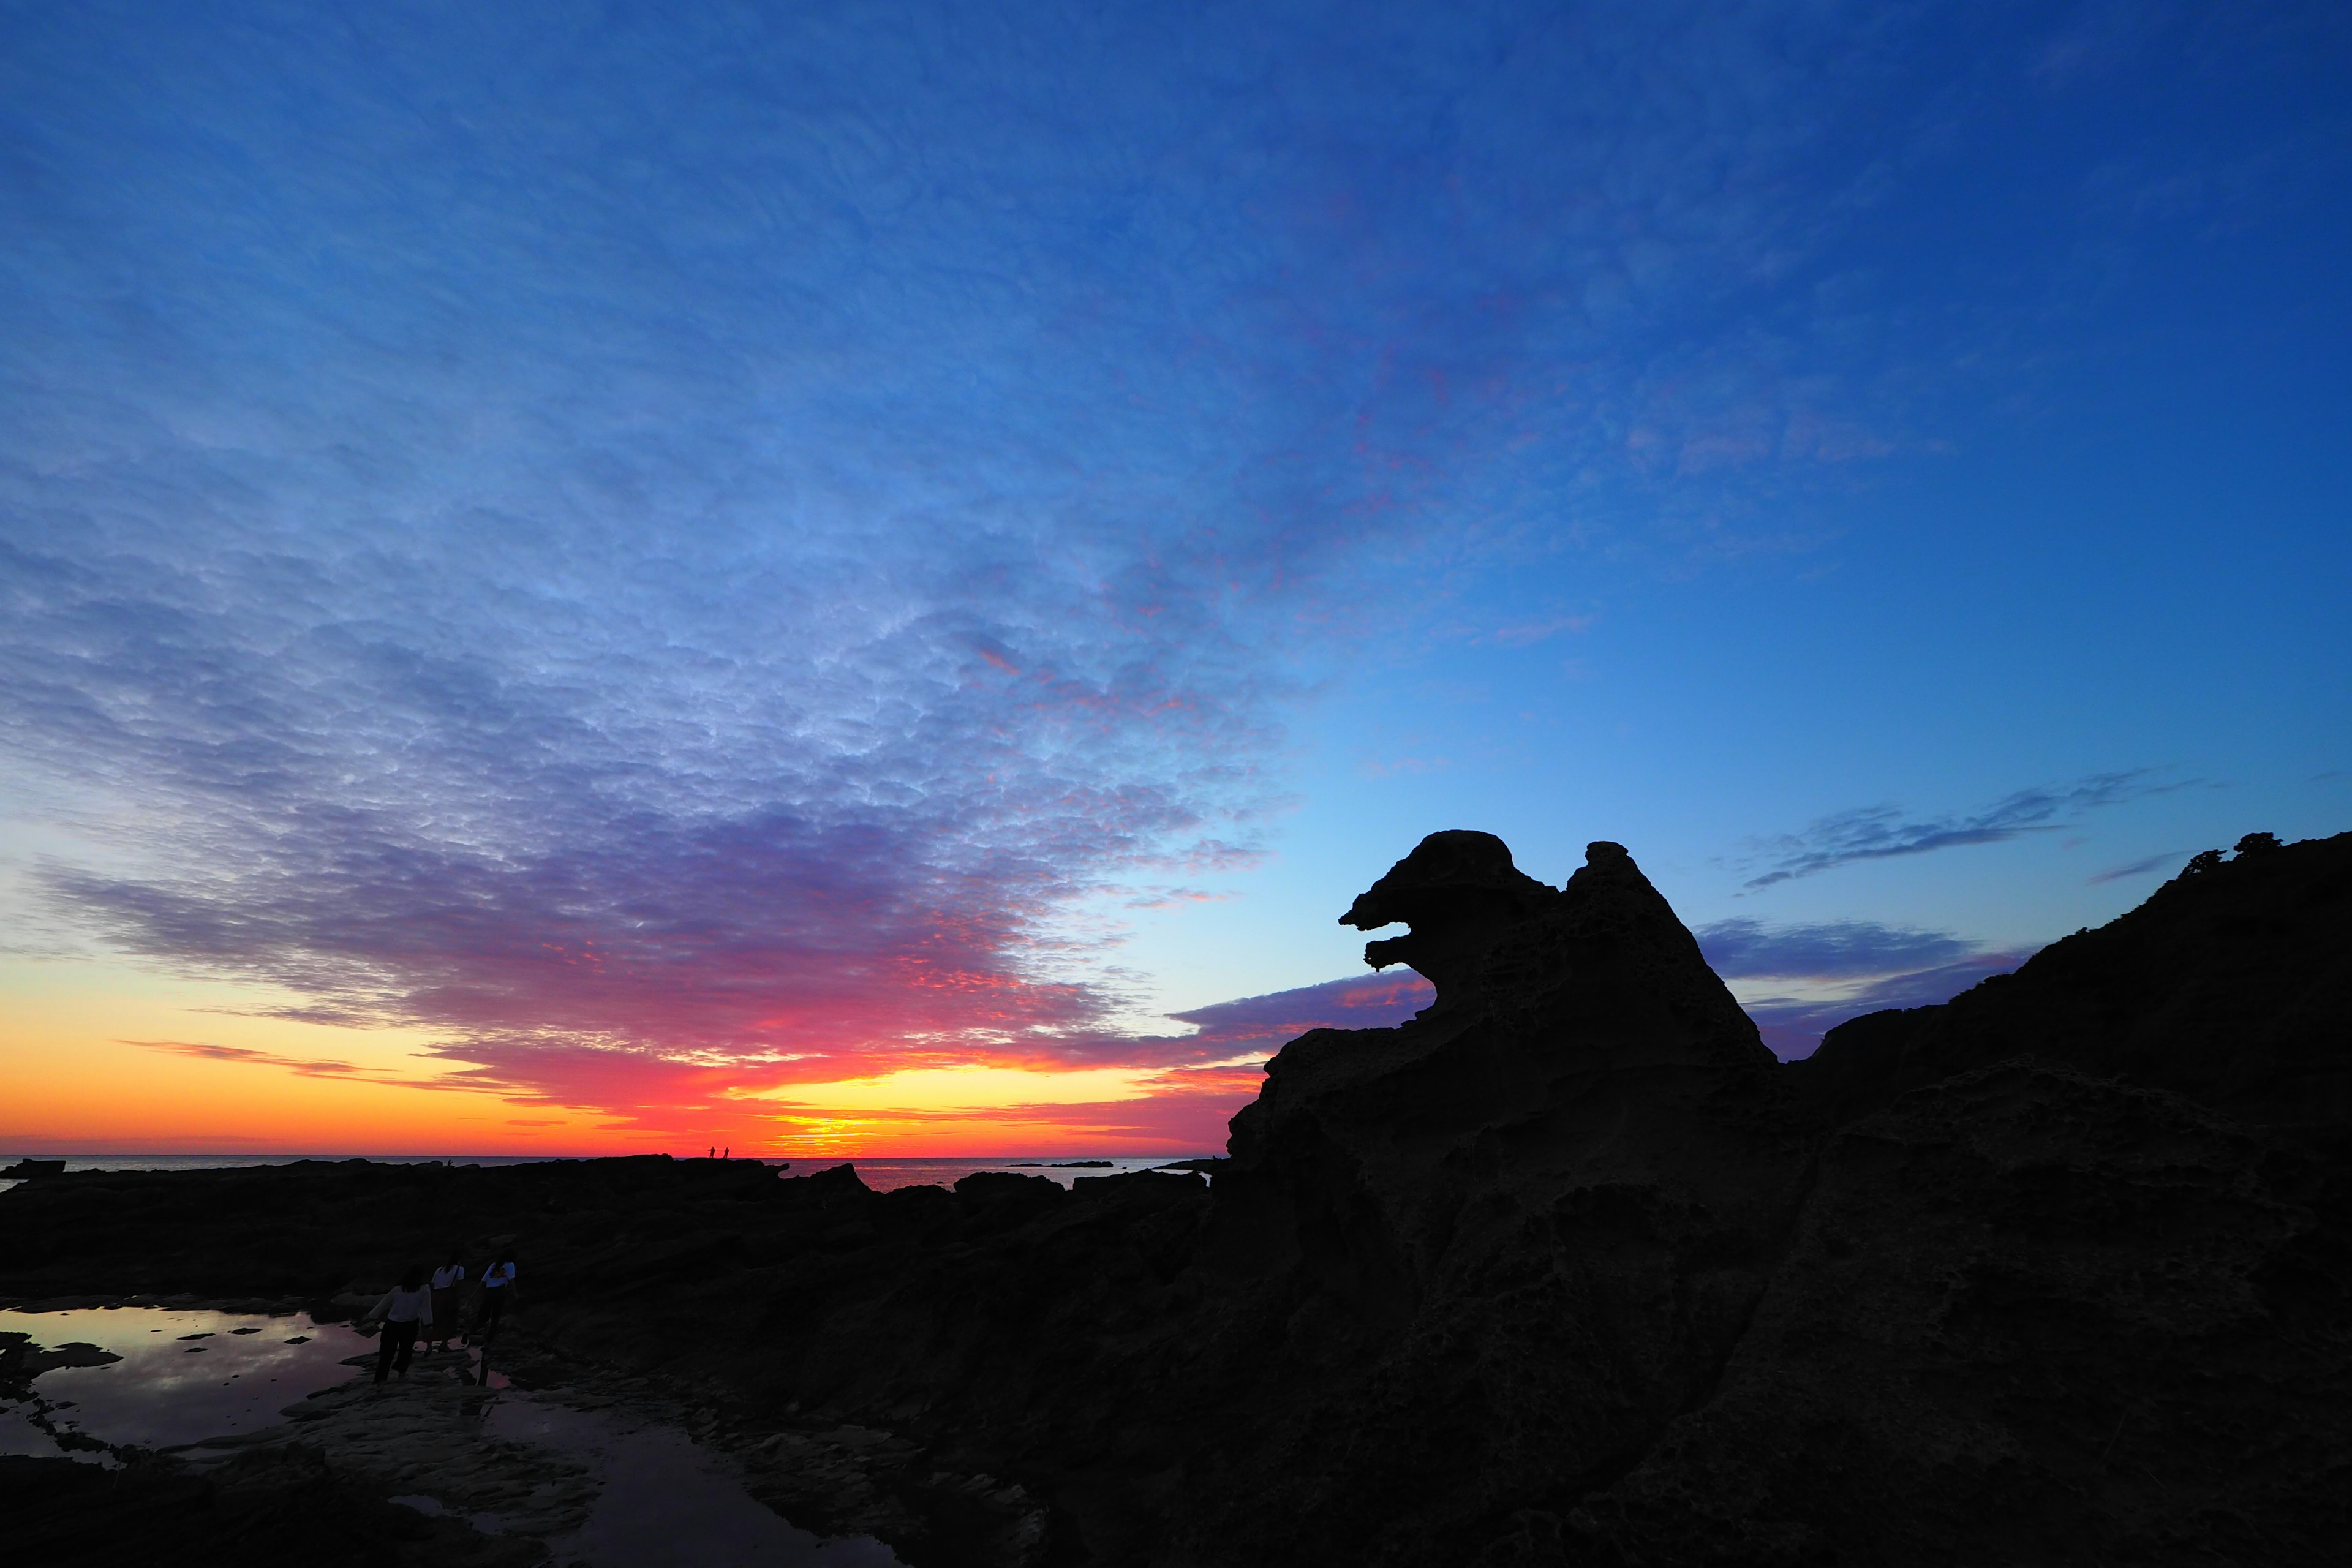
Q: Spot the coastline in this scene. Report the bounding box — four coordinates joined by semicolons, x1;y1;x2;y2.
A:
0;1153;1219;1199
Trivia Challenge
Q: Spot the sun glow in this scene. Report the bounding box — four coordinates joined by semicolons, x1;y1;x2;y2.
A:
749;1064;1163;1113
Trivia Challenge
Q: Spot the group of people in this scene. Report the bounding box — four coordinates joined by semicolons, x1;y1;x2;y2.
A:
361;1250;519;1383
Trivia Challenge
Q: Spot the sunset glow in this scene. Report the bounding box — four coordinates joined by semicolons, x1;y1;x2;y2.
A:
3;2;2345;1159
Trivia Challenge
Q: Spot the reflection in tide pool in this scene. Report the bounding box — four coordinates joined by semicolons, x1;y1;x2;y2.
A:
480;1396;900;1568
2;1306;903;1566
0;1305;371;1458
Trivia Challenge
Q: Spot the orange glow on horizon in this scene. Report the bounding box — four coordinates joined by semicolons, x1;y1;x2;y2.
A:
0;957;1246;1159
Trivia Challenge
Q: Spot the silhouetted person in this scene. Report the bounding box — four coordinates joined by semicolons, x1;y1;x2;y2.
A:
707;1146;715;1159
477;1253;518;1341
425;1251;466;1352
723;1147;729;1159
364;1264;433;1382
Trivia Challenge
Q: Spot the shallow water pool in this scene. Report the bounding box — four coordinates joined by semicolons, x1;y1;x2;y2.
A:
2;1305;904;1566
470;1395;900;1567
0;1305;372;1457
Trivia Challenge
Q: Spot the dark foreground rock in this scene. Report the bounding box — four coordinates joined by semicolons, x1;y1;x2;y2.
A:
4;831;2346;1566
0;1446;541;1568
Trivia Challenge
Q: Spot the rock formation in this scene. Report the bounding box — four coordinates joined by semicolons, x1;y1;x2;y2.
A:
1181;834;1809;1563
1798;828;2352;1132
2;831;2345;1566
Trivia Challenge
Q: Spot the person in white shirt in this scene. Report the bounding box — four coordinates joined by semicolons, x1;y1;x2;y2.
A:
424;1253;466;1353
363;1263;433;1382
477;1254;518;1342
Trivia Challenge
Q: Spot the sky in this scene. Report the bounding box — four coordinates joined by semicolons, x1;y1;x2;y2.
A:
2;0;2346;1157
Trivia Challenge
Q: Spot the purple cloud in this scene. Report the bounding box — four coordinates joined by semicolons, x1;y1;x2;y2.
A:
1691;917;2040;1060
1736;952;2037;1061
1165;973;1436;1055
7;0;2262;1137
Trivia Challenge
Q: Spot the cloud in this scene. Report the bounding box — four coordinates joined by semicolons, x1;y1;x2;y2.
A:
1692;918;2038;1060
1483;614;1596;647
119;1037;456;1089
1164;972;1435;1055
0;1;2149;1135
1695;918;1978;979
1736;951;2034;1061
1121;887;1232;911
123;1039;369;1079
1738;771;2193;888
2087;851;2185;884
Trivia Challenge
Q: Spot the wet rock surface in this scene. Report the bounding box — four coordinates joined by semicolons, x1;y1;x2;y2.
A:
3;831;2346;1565
252;1359;597;1539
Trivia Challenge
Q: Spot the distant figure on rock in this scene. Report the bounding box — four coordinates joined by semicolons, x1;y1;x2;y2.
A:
363;1264;433;1382
477;1253;518;1343
424;1251;465;1353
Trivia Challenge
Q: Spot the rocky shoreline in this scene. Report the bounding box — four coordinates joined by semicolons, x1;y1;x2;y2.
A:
5;829;2347;1565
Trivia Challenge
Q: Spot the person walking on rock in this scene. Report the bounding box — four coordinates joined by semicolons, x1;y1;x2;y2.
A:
363;1264;434;1382
477;1253;518;1343
424;1251;466;1353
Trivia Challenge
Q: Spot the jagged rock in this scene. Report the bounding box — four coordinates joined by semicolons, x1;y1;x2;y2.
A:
1174;839;1807;1562
2;831;2345;1566
1798;829;2352;1131
0;1445;544;1567
1567;1058;2351;1566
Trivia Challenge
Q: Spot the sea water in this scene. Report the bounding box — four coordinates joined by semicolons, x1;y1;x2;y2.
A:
820;1153;1211;1190
0;1152;1215;1196
0;1153;564;1196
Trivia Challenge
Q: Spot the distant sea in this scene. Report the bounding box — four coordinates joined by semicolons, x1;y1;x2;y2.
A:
0;1152;1215;1196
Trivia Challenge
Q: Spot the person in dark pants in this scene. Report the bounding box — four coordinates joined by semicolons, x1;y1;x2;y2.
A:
476;1254;518;1343
363;1264;434;1382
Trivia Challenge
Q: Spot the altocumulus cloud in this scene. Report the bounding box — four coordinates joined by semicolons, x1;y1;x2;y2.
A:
2;1;2036;1125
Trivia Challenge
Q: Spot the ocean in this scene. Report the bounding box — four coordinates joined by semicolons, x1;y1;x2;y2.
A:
0;1152;1216;1196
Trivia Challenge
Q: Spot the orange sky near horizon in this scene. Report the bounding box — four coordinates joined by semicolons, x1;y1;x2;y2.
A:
0;956;1250;1158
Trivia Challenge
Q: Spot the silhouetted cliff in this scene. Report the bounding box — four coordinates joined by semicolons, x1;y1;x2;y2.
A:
1798;829;2352;1132
4;832;2345;1566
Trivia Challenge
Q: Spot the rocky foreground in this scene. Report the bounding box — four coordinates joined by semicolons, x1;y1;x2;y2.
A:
4;830;2348;1566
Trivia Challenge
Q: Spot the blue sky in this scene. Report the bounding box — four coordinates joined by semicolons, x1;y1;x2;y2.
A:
2;0;2346;1148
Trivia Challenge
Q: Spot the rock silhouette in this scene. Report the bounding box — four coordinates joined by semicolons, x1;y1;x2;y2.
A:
2;831;2345;1565
1800;826;2352;1131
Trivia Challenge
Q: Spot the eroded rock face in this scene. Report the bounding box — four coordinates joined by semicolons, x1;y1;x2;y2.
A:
1797;828;2352;1132
1571;1060;2352;1566
5;831;2346;1567
1558;832;2352;1568
1152;832;2350;1566
1170;838;1808;1564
